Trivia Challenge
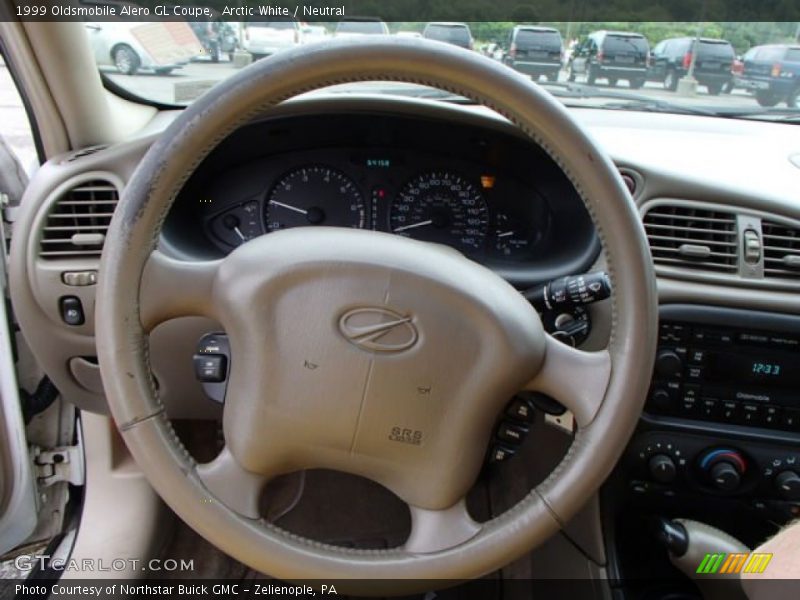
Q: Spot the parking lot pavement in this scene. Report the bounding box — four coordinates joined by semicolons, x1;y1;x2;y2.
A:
106;58;762;110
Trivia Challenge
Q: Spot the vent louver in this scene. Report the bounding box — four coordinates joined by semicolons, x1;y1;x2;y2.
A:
762;221;800;280
643;204;738;273
39;180;119;259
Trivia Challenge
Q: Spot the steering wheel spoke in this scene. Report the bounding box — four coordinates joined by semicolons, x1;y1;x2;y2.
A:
524;335;612;428
404;499;482;554
140;250;222;330
196;446;270;520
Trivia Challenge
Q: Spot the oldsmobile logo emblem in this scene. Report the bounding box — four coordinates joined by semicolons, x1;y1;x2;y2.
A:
338;307;418;353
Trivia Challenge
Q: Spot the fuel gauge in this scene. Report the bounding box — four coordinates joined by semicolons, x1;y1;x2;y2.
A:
493;211;536;258
210;201;262;248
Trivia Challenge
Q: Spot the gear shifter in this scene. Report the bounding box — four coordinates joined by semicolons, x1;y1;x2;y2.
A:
654;518;749;600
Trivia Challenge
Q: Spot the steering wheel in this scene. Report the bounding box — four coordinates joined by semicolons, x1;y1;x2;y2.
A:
96;39;657;590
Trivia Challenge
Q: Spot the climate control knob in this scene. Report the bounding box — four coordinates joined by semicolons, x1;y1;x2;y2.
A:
655;350;683;378
775;470;800;501
710;461;741;492
699;448;747;493
648;454;677;483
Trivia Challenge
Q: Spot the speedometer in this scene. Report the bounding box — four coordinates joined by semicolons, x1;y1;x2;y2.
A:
265;166;365;231
389;172;489;252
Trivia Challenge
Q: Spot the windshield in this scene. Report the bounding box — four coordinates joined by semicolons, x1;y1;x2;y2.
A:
90;20;800;120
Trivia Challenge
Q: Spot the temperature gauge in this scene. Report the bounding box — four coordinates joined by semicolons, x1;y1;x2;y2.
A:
209;201;262;248
493;211;536;258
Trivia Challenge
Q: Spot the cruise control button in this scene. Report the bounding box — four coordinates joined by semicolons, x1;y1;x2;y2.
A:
193;354;227;383
489;444;516;463
496;421;528;444
506;398;534;422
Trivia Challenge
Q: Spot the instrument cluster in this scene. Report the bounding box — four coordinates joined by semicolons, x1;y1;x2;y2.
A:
207;161;547;261
165;111;598;286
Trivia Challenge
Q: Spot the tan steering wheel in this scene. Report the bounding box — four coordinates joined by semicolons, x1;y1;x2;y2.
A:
96;39;657;591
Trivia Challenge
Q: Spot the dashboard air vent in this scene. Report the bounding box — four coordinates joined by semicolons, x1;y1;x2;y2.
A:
39;180;119;259
762;221;800;279
643;204;738;273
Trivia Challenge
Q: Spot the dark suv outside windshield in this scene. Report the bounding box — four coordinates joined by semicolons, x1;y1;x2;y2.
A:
604;34;649;53
335;20;388;35
516;29;561;47
423;23;472;48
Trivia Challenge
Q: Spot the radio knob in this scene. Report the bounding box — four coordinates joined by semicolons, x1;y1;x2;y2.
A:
650;389;673;412
709;461;742;492
648;454;677;483
775;470;800;501
655;350;683;377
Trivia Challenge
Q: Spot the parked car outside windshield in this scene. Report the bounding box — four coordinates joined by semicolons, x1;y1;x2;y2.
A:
739;44;800;107
504;26;563;81
648;37;735;95
568;31;649;88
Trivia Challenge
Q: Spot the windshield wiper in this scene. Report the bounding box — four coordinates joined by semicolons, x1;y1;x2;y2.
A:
710;107;800;123
540;82;720;117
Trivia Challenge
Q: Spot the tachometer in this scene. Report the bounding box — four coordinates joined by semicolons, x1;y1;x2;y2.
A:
389;172;489;252
265;166;365;231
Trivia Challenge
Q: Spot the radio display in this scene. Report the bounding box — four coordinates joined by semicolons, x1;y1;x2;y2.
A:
705;351;800;388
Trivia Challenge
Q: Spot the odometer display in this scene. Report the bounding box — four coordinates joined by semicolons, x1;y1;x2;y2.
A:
265;166;365;231
389;172;489;253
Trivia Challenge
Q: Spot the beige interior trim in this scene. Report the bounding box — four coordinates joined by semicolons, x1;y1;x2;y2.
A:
2;21;157;153
0;20;69;157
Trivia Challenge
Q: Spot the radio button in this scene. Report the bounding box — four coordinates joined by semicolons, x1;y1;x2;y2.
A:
699;398;718;420
739;403;762;425
764;405;782;427
720;401;740;422
688;349;706;365
781;409;800;431
686;366;703;380
680;396;699;415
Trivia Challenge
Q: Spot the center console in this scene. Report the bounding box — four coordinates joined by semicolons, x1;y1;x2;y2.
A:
606;305;800;598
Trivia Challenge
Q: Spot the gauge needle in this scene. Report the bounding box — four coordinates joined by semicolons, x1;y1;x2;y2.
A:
232;226;246;241
393;220;433;233
269;200;308;215
497;231;515;238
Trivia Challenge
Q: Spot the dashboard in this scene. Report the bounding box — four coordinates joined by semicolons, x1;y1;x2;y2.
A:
163;111;598;286
9;95;800;594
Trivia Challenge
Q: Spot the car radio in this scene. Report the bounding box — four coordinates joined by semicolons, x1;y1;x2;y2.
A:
647;318;800;433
